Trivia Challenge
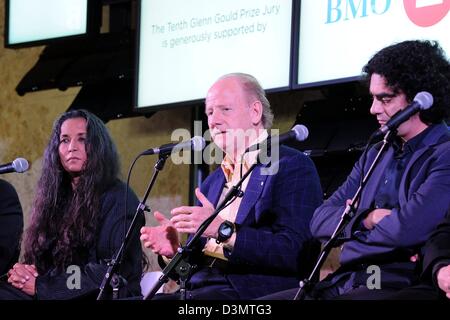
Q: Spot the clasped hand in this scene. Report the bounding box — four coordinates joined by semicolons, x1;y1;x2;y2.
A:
7;263;38;296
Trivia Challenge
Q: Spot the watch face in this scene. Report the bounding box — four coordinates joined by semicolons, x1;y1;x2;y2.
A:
219;221;234;241
221;225;233;236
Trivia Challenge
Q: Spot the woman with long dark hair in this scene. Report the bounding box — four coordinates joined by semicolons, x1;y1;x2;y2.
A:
0;110;143;299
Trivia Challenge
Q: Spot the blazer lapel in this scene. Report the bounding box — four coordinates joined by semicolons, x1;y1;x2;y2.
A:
210;174;226;207
235;165;268;225
398;124;450;204
360;147;394;209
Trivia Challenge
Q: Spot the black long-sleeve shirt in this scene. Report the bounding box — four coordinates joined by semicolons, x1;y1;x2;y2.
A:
35;180;144;300
0;179;23;277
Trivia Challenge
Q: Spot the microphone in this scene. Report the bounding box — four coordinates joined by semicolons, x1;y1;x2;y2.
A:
141;136;206;156
0;158;29;174
245;124;309;153
372;91;433;139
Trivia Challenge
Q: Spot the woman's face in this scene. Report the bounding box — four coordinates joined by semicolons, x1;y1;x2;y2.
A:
58;117;88;177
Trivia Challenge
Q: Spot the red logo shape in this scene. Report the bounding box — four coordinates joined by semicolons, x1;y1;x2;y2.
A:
403;0;449;27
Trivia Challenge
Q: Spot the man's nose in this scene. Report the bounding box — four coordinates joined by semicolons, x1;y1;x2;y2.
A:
370;100;382;115
209;112;222;127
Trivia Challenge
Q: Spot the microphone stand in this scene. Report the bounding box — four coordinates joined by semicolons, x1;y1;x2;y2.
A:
97;153;169;300
294;130;393;300
144;161;259;300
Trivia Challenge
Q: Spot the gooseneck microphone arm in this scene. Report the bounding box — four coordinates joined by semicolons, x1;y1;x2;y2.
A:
141;136;205;156
97;136;205;299
294;130;394;300
97;153;170;300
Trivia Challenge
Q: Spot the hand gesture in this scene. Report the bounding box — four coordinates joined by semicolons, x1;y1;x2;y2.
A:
171;188;224;239
140;211;179;258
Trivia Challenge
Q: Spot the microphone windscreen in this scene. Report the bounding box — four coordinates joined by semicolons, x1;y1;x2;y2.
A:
414;91;433;110
292;124;309;142
13;158;29;173
191;136;206;152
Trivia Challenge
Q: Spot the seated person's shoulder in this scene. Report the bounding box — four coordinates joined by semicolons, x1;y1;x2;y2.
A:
279;145;308;158
278;145;314;166
0;179;22;213
100;179;138;208
105;179;135;196
0;178;19;196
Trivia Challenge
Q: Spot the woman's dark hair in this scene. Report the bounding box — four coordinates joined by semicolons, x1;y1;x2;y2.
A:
363;40;450;124
23;110;120;272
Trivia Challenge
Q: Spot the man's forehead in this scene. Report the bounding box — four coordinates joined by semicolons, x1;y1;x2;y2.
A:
206;85;239;103
210;76;242;92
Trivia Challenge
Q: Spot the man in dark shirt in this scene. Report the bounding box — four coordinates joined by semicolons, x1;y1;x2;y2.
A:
308;40;450;300
0;179;23;278
260;40;450;300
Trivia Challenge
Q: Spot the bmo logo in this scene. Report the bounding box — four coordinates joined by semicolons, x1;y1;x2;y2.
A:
403;0;449;27
326;0;448;27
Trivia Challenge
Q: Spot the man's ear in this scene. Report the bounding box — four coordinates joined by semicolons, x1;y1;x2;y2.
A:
250;100;263;126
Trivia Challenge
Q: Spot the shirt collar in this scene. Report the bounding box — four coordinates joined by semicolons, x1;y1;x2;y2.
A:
221;130;268;182
393;124;433;158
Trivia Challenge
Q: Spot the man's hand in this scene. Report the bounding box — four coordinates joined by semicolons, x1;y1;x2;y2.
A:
7;263;38;296
140;211;180;258
346;199;358;209
437;265;450;299
171;188;224;239
363;208;392;230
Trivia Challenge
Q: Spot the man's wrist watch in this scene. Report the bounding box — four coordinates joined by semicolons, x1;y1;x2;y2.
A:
216;220;235;243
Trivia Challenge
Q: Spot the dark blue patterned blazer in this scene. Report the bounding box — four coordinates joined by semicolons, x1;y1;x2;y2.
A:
188;145;323;299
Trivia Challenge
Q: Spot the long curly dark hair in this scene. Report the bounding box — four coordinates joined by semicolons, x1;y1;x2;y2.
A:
363;40;450;124
23;110;120;273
